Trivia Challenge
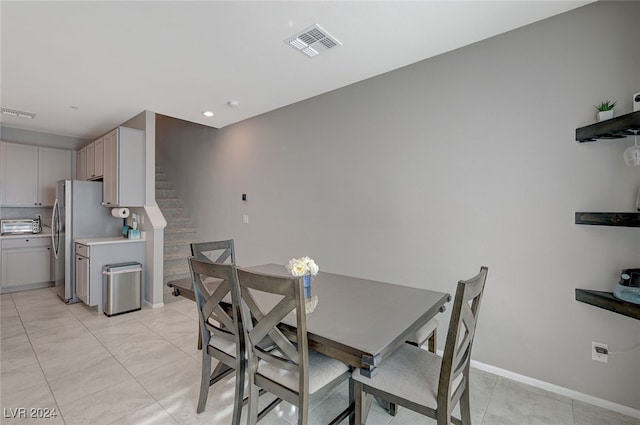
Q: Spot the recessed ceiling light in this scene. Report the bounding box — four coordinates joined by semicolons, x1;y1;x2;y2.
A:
1;107;36;119
227;100;240;108
203;111;214;117
69;105;79;110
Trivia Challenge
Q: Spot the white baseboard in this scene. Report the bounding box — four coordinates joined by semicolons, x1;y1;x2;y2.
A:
142;300;164;309
468;358;640;420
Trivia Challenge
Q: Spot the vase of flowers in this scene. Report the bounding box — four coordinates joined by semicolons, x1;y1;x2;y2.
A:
286;256;319;299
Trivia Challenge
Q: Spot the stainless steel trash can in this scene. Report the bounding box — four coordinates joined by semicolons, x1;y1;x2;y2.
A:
103;262;142;317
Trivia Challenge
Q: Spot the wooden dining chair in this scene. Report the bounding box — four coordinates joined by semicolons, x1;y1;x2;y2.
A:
168;240;236;349
236;268;352;425
169;239;236;302
189;257;245;422
352;267;488;425
380;317;439;416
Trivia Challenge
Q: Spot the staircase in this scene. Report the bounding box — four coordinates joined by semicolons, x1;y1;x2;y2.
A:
155;166;198;304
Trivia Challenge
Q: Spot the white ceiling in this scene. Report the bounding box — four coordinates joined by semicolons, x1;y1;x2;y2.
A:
1;1;591;140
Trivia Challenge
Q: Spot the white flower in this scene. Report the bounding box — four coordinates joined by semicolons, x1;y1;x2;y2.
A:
285;256;319;277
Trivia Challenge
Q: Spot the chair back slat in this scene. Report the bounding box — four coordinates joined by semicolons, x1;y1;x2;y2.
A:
437;266;488;416
191;240;236;265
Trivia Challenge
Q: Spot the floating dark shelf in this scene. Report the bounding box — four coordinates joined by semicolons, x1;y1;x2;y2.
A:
575;289;640;320
575;212;640;227
576;111;640;143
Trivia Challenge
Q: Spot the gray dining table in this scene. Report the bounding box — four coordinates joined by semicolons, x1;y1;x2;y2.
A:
244;264;451;378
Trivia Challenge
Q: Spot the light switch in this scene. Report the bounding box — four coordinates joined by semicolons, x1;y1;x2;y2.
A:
243;214;249;224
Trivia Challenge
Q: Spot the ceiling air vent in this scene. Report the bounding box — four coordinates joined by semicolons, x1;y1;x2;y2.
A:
285;24;342;58
1;107;36;119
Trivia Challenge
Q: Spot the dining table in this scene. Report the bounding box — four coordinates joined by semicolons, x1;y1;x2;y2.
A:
244;264;451;378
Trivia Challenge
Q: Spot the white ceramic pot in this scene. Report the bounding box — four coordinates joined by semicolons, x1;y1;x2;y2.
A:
597;110;614;121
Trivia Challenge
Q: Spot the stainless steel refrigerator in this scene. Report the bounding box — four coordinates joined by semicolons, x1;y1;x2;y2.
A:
52;180;122;303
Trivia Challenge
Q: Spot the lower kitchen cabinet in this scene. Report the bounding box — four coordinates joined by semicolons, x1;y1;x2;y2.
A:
75;252;90;304
0;236;53;293
74;238;145;314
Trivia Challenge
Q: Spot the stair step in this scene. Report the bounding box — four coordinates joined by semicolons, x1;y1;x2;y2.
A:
157;198;183;208
164;225;197;234
164;257;189;271
165;250;191;261
161;208;191;218
165;231;197;242
156;180;172;190
156;189;178;199
164;244;191;257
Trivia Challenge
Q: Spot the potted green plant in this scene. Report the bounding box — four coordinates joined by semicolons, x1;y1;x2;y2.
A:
595;100;616;121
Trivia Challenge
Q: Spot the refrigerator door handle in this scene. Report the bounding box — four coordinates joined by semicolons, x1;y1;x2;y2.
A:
52;198;60;259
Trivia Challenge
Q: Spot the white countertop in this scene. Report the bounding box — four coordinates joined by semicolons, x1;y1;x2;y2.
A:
75;236;145;245
0;227;52;240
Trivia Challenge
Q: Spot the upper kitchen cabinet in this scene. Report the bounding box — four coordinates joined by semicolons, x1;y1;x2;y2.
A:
77;146;87;180
0;142;72;207
102;127;145;207
85;136;104;180
39;147;73;206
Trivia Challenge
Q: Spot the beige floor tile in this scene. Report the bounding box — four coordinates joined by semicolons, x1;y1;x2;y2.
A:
107;402;179;425
48;355;133;406
0;362;47;394
116;338;195;377
0;381;63;425
484;377;574;425
573;400;640;425
0;334;38;373
30;332;105;362
39;341;113;381
59;378;155;425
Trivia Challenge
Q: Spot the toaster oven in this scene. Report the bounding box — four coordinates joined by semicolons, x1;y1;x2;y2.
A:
0;218;42;235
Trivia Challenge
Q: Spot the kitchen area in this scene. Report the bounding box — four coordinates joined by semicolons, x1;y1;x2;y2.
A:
1;126;148;316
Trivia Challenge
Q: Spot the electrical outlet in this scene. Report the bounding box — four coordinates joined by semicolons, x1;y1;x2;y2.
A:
243;214;249;224
592;342;608;363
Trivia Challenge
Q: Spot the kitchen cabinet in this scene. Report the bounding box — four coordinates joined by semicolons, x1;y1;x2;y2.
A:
75;243;90;304
77;146;87;180
94;137;104;178
85;137;104;180
1;143;38;206
1;142;72;207
86;142;95;179
39;147;73;206
102;127;145;207
74;238;145;314
0;236;52;293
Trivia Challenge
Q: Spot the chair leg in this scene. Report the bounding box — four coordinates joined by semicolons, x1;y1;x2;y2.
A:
197;325;203;350
247;380;259;425
196;352;211;413
354;381;369;425
428;329;437;353
459;383;472;425
230;360;245;425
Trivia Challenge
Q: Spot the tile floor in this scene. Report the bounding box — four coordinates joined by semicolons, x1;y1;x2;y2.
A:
1;287;638;425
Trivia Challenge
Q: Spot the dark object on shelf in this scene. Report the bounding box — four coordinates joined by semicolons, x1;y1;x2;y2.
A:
575;289;640;320
576;111;640;143
575;212;640;227
613;269;640;305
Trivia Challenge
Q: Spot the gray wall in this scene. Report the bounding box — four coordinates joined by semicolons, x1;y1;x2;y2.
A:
157;2;640;410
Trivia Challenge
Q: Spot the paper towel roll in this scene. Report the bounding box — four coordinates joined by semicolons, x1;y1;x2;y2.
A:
111;208;130;218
